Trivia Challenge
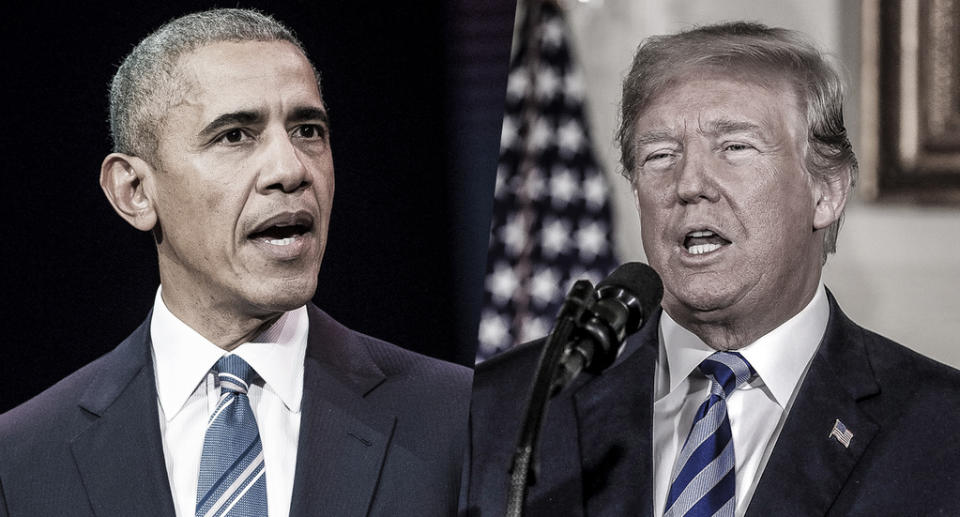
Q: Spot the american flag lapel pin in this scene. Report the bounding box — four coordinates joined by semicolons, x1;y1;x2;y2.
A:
829;418;854;448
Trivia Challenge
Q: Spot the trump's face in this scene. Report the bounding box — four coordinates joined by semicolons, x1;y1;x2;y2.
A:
630;73;838;343
146;40;334;319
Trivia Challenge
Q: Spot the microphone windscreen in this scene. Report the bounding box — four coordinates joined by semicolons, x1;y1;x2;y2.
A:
597;262;663;320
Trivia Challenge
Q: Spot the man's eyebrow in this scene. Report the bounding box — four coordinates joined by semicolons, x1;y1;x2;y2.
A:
634;130;678;147
704;119;766;138
289;106;329;125
197;110;263;139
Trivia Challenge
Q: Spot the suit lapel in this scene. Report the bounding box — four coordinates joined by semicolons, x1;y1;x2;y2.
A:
70;317;176;517
746;294;880;516
289;306;394;517
572;311;660;517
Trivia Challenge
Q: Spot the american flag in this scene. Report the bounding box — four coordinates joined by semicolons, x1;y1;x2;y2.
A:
476;0;617;362
829;419;854;448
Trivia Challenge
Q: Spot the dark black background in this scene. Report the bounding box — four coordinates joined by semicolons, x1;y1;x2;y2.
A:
0;1;515;412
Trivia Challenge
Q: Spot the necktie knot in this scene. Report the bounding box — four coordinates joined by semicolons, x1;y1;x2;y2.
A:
698;351;754;398
215;355;255;395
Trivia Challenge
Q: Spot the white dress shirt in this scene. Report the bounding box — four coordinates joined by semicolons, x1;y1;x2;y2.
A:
652;282;829;517
150;287;308;517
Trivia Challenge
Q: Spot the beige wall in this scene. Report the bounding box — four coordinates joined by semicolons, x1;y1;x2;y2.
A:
565;0;960;367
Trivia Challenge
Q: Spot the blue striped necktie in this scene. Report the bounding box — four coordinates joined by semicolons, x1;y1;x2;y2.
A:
664;351;755;517
196;355;268;517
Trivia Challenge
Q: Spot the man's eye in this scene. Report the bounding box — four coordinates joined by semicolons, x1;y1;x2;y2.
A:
642;150;677;167
294;124;325;139
723;143;753;152
218;129;248;144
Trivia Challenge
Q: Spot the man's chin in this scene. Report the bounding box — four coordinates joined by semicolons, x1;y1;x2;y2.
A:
241;278;318;315
662;285;743;323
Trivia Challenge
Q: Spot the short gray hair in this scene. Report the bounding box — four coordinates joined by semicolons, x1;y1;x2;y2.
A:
109;8;321;164
617;22;857;260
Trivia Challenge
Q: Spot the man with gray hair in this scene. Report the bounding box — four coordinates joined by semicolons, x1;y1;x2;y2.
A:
466;22;960;516
0;8;470;516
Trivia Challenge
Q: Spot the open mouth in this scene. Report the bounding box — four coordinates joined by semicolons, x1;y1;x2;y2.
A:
682;229;731;255
250;224;310;246
248;212;314;247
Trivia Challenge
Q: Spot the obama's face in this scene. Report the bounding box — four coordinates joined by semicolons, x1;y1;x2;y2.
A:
146;40;334;319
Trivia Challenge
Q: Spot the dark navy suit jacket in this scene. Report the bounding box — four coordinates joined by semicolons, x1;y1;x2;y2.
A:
0;304;472;516
465;292;960;516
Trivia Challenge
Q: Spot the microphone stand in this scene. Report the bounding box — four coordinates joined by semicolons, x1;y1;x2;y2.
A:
504;280;594;517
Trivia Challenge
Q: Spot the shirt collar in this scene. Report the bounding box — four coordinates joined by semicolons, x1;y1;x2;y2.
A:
150;287;309;421
657;281;829;407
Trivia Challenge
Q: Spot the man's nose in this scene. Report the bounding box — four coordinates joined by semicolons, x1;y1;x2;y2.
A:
258;130;311;193
674;149;719;204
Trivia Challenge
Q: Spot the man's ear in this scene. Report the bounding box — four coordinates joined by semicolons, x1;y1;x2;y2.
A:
812;167;852;230
100;153;158;232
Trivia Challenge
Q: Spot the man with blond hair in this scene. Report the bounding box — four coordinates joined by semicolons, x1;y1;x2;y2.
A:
466;22;960;516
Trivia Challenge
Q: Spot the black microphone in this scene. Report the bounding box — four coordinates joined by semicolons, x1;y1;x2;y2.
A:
506;263;663;516
552;262;663;392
